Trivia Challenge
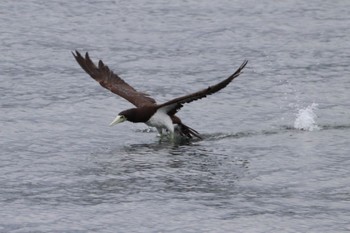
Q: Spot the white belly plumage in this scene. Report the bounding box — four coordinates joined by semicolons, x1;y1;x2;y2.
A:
146;109;174;133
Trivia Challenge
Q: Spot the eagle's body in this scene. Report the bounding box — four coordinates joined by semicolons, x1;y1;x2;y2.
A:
72;51;248;139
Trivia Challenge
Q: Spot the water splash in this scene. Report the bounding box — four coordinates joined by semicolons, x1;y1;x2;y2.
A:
294;103;320;131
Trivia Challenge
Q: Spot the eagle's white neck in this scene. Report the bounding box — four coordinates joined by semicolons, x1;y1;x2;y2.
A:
146;109;174;134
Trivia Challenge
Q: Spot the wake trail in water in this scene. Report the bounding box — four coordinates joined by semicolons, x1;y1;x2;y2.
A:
135;102;350;143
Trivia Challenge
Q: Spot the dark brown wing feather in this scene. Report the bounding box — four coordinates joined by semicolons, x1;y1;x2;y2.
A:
72;51;156;107
157;60;248;115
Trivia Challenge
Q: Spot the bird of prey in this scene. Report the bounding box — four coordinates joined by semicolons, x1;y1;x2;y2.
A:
72;51;248;140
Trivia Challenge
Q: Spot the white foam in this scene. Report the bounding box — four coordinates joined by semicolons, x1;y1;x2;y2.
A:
294;103;320;131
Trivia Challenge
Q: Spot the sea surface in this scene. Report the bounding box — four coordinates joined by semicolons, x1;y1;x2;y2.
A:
1;1;350;232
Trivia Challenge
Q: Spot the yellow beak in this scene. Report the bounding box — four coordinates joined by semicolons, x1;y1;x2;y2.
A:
109;115;126;126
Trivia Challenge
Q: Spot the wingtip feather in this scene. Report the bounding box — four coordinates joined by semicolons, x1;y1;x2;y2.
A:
85;52;90;60
98;60;104;68
239;59;248;71
72;50;78;58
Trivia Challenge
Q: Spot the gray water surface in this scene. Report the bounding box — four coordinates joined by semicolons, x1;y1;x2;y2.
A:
1;1;350;232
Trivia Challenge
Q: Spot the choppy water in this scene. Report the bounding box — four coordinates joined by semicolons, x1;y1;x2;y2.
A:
1;0;350;232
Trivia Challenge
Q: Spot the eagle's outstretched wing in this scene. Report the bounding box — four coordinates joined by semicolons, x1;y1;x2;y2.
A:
157;60;248;115
72;51;156;107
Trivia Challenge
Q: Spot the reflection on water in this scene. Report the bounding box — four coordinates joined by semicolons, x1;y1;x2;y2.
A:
80;142;250;197
67;123;349;209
